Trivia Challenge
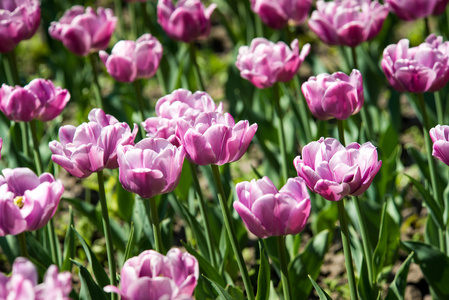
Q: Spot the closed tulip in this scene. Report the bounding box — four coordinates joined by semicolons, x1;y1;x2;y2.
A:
385;0;449;20
308;0;389;47
49;6;117;56
294;138;382;201
250;0;311;29
236;38;310;89
381;34;449;93
234;176;311;238
0;168;64;236
430;125;449;166
302;69;364;120
0;0;40;53
99;34;163;83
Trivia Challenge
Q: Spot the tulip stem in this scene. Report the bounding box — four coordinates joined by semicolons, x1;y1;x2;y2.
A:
189;162;218;268
130;2;137;39
189;43;206;91
424;17;431;37
133;80;147;139
30;120;43;174
114;0;124;38
140;2;157;35
417;93;447;254
337;119;346;145
434;91;444;125
211;164;255;300
292;77;313;142
273;83;289;185
146;197;163;253
97;170;118;299
277;235;292;300
88;54;105;110
337;199;359;300
18;232;28;258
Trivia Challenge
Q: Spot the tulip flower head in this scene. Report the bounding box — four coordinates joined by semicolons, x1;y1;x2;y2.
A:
117;138;186;199
430;125;449;166
0;168;64;236
176;111;257;165
294;138;382;201
49;5;117;56
99;34;163;83
0;257;72;300
157;0;216;43
234;176;311;238
142;89;223;146
0;0;41;53
385;0;449;20
382;34;449;93
250;0;312;29
302;69;364;120
308;0;389;47
49;108;138;178
236;38;310;89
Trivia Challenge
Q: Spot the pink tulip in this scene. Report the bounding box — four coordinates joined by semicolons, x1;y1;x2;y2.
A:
430;125;449;166
302;69;364;120
381;34;449;93
176;111;257;165
117;138;185;199
234;176;311;238
48;6;117;56
0;0;40;53
0;257;72;300
99;34;163;83
0;168;64;236
250;0;311;29
49;108;138;178
142;89;223;146
294;138;382;201
385;0;448;20
308;0;389;47
157;0;216;43
105;248;198;300
236;38;310;89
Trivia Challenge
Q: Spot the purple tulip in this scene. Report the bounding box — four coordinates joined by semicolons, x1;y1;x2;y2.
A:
234;176;311;238
385;0;448;20
430;125;449;166
105;248;198;300
250;0;311;29
142;89;223;146
176;111;257;165
308;0;389;47
0;0;40;53
294;138;382;201
117;138;185;199
0;257;72;300
99;34;163;83
49;108;138;178
157;0;216;43
0;168;64;236
381;34;449;93
236;38;310;89
48;6;117;56
302;69;364;120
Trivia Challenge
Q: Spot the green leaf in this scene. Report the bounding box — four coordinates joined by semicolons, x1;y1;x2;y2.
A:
357;260;378;300
123;222;135;265
289;230;329;300
386;252;414;300
26;233;53;269
372;201;388;280
308;275;333;300
73;260;108;300
62;207;75;272
203;276;234;300
255;244;270;300
402;241;449;299
72;227;110;289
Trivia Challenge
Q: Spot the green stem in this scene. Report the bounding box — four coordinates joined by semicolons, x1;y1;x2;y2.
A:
353;196;374;286
293;76;313;142
140;2;157;34
424;17;431;37
189;43;206;91
435;91;444;125
277;235;292;300
189;162;218;267
417;93;447;254
97;170;118;299
30;120;43;174
337;199;359;300
211;164;255;300
4;50;20;85
337;119;346;145
88;54;104;110
272;83;289;185
146;197;163;253
47;219;60;267
130;2;137;39
18;232;28;258
133;80;147;139
20;123;30;158
114;0;124;38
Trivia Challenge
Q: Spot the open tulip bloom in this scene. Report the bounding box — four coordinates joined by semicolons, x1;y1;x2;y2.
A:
385;0;449;20
294;138;382;201
250;0;311;29
0;168;64;236
430;125;449;166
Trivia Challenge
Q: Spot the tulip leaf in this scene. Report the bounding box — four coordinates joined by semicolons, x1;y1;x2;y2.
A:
0;236;18;264
372;200;388;281
123;222;135;265
73;260;108;300
72;226;110;289
402;241;449;299
385;252;414;300
203;276;234;300
61;206;75;272
289;230;329;300
308;275;332;300
357;260;378;300
255;244;271;300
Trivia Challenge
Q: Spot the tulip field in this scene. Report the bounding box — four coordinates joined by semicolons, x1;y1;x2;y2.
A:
2;0;449;299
